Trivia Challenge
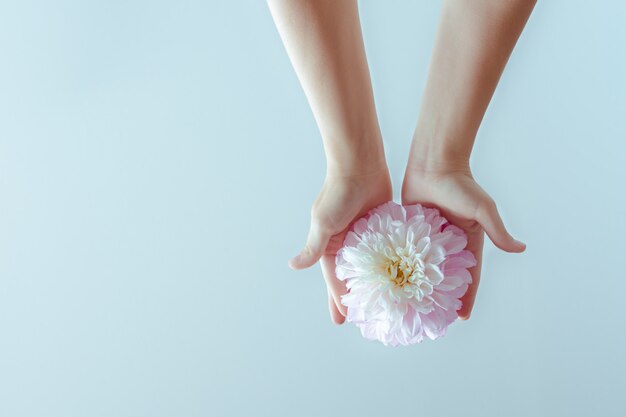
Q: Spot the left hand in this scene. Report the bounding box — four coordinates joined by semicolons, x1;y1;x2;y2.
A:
289;167;392;324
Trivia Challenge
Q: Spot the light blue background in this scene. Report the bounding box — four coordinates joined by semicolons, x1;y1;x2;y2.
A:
1;1;625;416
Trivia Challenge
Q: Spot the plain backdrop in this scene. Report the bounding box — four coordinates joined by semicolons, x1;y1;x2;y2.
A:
1;1;625;416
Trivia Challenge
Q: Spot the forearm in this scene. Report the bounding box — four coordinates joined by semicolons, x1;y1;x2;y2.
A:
267;0;385;176
409;0;536;172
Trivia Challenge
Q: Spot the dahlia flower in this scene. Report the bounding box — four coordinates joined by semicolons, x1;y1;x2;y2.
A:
336;201;476;346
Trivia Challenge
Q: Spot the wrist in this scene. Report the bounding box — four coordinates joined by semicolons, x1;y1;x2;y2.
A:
326;157;389;180
325;134;388;178
406;133;472;177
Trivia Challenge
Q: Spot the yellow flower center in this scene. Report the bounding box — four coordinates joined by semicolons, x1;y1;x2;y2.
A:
386;257;424;288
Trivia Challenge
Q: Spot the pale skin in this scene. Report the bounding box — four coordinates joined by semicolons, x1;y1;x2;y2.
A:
267;0;536;324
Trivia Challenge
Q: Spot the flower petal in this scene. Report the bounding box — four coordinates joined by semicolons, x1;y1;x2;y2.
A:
336;201;474;346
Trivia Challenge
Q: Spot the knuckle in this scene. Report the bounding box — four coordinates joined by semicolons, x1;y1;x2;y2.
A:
312;212;336;233
314;216;332;232
310;205;332;227
310;207;325;226
476;197;497;220
310;204;321;220
465;219;483;234
484;197;497;211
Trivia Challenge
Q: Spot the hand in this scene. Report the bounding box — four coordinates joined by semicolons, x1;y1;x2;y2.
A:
401;163;526;319
289;167;392;324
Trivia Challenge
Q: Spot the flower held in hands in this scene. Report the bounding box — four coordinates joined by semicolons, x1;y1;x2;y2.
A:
336;201;476;346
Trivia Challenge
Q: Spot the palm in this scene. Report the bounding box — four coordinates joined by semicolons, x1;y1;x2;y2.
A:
402;169;524;319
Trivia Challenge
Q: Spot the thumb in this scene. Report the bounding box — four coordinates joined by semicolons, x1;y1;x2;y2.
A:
475;199;526;253
289;220;331;270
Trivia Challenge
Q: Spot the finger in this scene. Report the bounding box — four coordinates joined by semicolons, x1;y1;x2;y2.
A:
327;289;346;325
458;229;484;320
475;199;526;253
288;219;331;270
320;254;348;318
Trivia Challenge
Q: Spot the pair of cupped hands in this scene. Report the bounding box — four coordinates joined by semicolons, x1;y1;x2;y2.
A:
288;155;526;324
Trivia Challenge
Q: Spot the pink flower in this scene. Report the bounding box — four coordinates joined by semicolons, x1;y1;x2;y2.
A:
336;201;476;346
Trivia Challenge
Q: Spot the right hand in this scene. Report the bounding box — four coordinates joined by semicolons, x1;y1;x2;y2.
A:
402;163;526;320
